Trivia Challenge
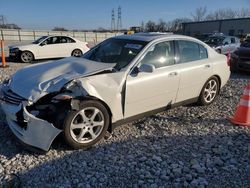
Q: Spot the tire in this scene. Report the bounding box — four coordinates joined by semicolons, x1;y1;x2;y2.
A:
198;76;220;106
71;49;82;57
63;100;110;149
20;51;34;63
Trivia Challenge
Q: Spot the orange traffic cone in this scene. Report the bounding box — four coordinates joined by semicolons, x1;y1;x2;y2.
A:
229;83;250;127
0;40;9;68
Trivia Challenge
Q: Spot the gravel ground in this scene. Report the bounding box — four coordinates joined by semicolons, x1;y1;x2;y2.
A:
0;62;249;188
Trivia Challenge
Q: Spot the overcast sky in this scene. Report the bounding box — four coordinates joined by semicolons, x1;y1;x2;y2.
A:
0;0;250;30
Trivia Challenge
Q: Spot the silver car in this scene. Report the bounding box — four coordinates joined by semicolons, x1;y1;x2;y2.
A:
0;33;230;151
205;35;240;54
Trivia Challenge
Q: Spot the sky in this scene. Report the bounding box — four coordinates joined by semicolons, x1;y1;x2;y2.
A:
0;0;250;30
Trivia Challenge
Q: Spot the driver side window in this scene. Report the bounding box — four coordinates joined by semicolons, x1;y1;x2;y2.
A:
140;41;175;68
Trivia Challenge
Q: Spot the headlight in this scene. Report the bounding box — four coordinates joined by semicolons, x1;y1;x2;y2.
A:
10;48;19;53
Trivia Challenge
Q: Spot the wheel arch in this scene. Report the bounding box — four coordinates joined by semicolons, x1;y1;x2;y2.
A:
71;48;83;56
71;96;113;133
20;50;36;60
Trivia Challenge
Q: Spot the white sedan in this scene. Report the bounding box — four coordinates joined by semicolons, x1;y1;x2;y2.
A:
9;36;90;63
1;33;230;151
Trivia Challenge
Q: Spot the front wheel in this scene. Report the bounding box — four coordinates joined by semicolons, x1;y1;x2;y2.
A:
63;100;110;149
198;76;220;106
20;51;34;63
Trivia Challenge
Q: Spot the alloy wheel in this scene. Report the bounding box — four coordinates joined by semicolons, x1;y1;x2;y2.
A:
70;107;105;144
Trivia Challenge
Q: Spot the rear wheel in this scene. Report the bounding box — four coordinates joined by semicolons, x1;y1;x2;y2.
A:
63;100;110;149
72;49;82;57
20;51;34;63
198;76;219;106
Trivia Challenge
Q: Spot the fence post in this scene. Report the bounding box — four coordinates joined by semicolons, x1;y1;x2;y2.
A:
33;30;36;40
73;31;75;37
84;33;87;42
105;33;107;39
95;33;97;43
18;29;21;42
0;30;3;41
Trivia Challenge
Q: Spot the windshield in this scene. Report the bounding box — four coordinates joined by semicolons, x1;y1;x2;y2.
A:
33;36;48;44
83;38;148;70
205;36;225;45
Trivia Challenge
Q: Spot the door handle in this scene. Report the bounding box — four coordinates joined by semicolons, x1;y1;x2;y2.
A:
168;72;178;77
204;64;211;68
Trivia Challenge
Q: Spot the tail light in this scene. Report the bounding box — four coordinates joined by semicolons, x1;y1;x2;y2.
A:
86;43;90;49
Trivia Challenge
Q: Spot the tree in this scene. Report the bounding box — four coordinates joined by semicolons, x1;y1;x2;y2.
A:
205;8;250;20
156;19;167;32
52;27;68;31
145;20;157;32
168;18;192;33
236;8;250;18
191;6;207;21
140;21;145;32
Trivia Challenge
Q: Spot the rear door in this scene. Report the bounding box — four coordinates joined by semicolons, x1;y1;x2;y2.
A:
59;36;76;57
125;40;180;118
174;40;213;103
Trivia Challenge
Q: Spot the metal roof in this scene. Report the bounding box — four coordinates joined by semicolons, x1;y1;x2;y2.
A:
114;32;182;42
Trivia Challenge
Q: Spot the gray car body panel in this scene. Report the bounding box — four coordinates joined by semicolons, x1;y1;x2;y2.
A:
10;56;116;102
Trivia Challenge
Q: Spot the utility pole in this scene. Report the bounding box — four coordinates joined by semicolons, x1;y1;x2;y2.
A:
117;6;122;31
0;15;6;26
111;9;115;31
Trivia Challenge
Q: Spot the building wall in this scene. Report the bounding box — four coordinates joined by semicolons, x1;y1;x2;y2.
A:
183;18;250;36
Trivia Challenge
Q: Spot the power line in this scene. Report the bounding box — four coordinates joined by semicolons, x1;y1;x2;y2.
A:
117;6;122;31
111;9;115;31
0;15;7;25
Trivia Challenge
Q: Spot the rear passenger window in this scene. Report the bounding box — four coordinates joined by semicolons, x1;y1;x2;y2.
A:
231;38;235;44
60;37;75;43
178;41;208;63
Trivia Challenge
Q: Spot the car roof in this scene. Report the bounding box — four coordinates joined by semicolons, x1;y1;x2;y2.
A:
114;33;187;42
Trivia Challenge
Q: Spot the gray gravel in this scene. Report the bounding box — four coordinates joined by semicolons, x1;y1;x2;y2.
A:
0;62;250;188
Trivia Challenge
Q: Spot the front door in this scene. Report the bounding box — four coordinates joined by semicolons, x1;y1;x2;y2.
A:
125;41;180;118
37;36;63;58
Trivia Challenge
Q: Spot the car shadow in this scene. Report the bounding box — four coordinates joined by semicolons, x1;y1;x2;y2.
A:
1;127;249;187
0;106;249;187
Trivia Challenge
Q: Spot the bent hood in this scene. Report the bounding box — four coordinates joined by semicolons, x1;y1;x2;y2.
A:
10;57;115;102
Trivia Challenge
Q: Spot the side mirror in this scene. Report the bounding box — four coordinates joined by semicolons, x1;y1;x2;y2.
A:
138;63;155;73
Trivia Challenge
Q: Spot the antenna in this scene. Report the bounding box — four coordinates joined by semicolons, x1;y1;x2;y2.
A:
111;9;115;31
117;6;122;31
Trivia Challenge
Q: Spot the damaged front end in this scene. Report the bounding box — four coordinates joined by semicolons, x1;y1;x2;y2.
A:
0;83;77;151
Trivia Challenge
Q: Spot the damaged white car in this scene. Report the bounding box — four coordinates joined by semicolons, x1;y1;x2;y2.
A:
0;33;230;151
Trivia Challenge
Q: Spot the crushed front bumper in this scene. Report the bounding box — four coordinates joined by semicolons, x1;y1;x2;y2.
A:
0;100;62;151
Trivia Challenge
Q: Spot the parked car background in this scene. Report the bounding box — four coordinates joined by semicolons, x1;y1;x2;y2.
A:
0;33;230;151
9;36;90;63
230;39;250;72
204;35;240;54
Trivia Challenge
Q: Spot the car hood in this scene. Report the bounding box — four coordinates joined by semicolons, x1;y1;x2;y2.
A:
9;44;37;50
10;57;115;102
